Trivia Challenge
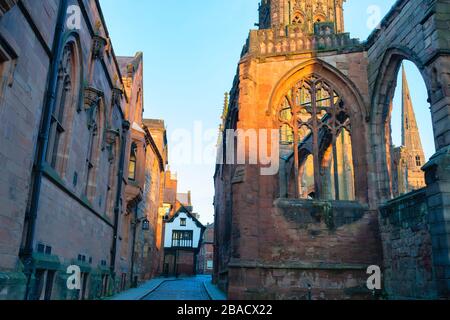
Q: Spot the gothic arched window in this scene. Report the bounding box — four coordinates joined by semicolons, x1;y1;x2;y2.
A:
314;14;327;23
278;75;355;200
85;96;104;201
105;140;119;218
46;42;78;172
292;12;304;25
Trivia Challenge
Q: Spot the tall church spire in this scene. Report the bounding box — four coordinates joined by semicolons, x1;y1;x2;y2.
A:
393;64;426;195
401;64;424;155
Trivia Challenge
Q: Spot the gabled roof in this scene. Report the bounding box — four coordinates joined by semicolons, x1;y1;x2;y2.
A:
167;204;205;231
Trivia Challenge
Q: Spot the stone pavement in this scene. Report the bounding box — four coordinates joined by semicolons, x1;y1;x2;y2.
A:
202;276;227;300
143;276;210;300
111;275;227;300
111;277;176;300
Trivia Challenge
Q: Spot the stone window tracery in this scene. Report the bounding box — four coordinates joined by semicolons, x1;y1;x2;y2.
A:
313;13;327;23
292;12;304;25
105;139;119;217
85;94;104;201
46;42;78;173
278;75;355;200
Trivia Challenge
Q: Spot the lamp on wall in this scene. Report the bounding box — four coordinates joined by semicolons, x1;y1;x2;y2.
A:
142;218;150;231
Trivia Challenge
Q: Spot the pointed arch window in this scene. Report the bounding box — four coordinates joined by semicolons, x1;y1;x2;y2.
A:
314;14;327;23
278;75;355;200
292;12;304;25
128;142;137;181
85;95;103;200
46;43;77;172
105;138;119;217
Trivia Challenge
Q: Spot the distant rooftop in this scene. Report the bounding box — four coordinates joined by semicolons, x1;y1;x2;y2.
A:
143;119;165;130
177;193;190;205
117;52;143;77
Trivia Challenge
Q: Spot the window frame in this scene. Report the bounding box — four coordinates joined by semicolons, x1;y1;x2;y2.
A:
128;143;138;181
45;41;80;174
278;75;354;201
172;230;193;248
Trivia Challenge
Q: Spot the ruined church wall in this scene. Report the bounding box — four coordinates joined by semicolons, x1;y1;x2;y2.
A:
379;189;437;299
367;0;450;298
221;48;384;299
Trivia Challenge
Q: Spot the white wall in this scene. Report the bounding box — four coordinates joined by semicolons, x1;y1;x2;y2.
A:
164;212;202;248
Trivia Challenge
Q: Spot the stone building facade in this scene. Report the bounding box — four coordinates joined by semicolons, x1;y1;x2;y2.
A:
137;119;168;281
0;0;166;300
162;169;178;217
116;56;168;288
197;223;214;275
214;0;450;300
163;206;205;277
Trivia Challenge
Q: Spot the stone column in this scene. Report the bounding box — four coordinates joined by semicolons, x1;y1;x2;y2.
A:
423;145;450;298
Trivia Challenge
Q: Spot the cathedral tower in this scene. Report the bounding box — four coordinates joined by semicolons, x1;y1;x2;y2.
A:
259;0;345;33
215;0;379;300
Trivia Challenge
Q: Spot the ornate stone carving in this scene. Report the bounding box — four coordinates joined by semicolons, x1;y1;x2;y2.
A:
105;128;120;146
314;22;335;36
112;87;123;106
250;26;360;56
84;86;104;110
92;35;107;60
126;63;135;78
84;88;101;133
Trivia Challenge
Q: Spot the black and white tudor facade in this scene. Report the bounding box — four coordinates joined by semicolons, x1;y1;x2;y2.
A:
162;206;205;276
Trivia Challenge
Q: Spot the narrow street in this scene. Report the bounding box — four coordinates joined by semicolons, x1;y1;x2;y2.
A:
143;276;211;300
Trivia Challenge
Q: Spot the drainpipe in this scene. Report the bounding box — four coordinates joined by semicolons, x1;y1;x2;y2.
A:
110;120;130;287
174;249;179;278
130;205;138;288
21;0;68;300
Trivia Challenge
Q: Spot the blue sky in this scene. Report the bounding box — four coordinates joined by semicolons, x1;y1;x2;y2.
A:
100;1;434;224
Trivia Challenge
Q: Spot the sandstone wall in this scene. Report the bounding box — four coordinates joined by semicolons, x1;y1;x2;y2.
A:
0;0;143;300
380;189;437;299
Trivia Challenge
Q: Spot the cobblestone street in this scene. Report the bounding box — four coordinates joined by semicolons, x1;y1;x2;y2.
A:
143;276;211;300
